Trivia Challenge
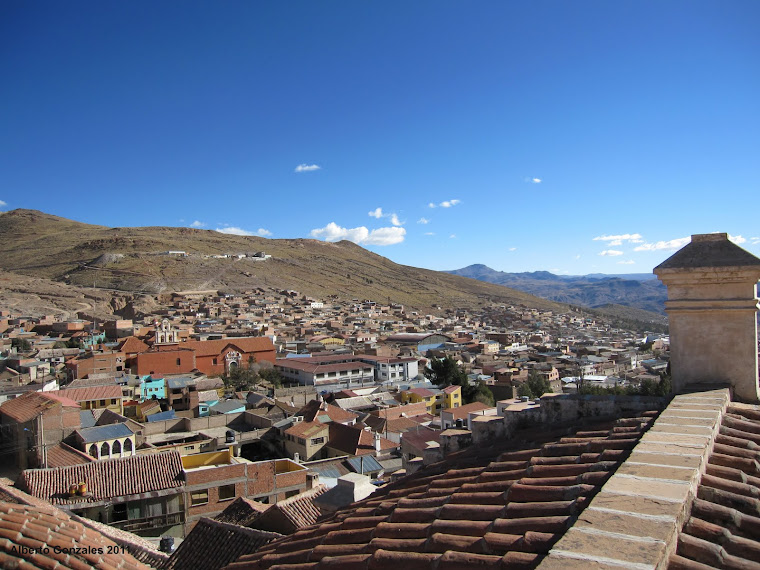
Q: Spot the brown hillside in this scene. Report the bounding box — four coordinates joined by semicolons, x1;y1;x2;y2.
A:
0;209;565;313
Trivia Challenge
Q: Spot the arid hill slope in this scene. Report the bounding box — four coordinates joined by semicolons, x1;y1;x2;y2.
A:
0;209;566;313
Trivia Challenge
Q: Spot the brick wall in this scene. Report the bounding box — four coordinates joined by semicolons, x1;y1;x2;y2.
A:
135;350;196;376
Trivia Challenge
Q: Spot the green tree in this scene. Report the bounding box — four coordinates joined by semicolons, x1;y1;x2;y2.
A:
470;381;495;406
518;370;552;399
425;356;494;405
259;367;283;389
11;338;32;352
424;355;469;388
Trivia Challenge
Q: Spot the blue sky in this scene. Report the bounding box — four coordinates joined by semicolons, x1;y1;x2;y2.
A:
2;2;758;275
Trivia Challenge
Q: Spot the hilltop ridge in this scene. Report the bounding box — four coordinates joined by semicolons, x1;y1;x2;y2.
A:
0;209;567;314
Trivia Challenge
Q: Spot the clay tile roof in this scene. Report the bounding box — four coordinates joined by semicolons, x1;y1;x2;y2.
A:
327;423;396;456
118;336;150;354
0;500;150;570
442;401;491;419
53;384;123;402
164;518;281;570
214;497;270;526
0;391;80;423
182;337;275;357
19;450;185;505
299;400;359;424
286;420;329;439
668;404;760;569
45;442;96;468
74;514;169;568
250;485;328;535
223;410;659;570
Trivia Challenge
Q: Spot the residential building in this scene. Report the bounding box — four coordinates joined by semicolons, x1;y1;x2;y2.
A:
0;391;82;469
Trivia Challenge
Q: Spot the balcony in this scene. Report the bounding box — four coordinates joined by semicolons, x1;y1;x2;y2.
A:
112;511;184;532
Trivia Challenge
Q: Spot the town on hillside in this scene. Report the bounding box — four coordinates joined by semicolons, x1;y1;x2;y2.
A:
0;287;670;543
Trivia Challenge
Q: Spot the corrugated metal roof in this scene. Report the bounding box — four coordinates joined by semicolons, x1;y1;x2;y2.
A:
146;410;176;422
347;455;383;474
77;422;133;443
80;410;97;428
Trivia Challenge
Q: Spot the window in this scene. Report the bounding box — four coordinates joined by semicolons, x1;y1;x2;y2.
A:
218;484;235;501
99;400;106;406
191;490;209;506
311;437;324;445
176;358;181;366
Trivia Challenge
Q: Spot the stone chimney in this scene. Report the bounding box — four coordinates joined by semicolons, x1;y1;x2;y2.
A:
654;233;760;403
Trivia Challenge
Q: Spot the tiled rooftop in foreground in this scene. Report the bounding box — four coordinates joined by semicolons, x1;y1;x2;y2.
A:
224;408;660;569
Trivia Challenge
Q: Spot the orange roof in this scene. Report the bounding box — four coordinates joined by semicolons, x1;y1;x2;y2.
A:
0;500;150;569
442;401;492;419
182;337;275;357
118;336;149;354
0;392;80;423
284;420;329;438
20;451;185;505
52;384;123;402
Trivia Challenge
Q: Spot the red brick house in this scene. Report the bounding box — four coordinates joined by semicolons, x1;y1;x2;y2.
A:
134;347;197;377
131;337;276;378
0;392;82;469
181;338;276;376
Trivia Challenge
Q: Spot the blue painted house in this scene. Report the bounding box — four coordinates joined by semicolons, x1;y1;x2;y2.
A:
140;375;166;401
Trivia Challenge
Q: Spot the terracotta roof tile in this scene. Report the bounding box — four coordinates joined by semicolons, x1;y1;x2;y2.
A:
670;404;760;569
53;384;123;402
0;391;80;423
222;411;658;570
182;337;275;357
45;442;96;468
0;500;150;570
164;518;281;570
19;450;184;505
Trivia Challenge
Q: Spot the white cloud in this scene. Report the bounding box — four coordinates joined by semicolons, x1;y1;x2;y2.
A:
440;199;461;208
190;220;206;228
364;227;406;246
509;247;517;251
599;249;624;256
751;237;760;245
368;208;403;226
256;228;272;237
450;234;456;238
0;200;6;207
417;217;429;224
215;226;255;236
729;234;746;244
532;178;542;184
593;233;643;243
424;232;435;236
575;254;581;260
617;260;635;265
608;239;623;246
310;222;405;246
294;164;321;172
428;202;436;208
634;237;689;252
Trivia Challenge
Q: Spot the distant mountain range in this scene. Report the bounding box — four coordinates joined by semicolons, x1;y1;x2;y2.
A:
446;264;667;315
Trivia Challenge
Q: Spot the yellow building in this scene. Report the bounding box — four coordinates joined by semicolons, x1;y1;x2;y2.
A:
442;385;462;409
53;385;124;415
400;388;441;414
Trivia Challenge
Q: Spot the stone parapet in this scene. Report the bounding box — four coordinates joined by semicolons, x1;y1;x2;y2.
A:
538;388;730;570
